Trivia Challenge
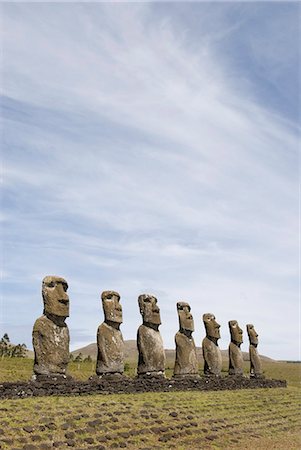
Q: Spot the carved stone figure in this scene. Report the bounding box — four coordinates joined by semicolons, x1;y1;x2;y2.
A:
173;302;199;378
247;324;263;378
137;294;165;377
202;313;222;376
228;320;244;376
96;291;124;377
32;276;70;378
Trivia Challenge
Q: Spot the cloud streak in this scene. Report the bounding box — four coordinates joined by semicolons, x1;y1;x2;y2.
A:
1;2;299;360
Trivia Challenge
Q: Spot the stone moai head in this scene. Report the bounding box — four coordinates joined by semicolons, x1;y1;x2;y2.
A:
101;291;122;325
138;294;161;327
42;276;69;318
203;313;221;340
177;302;194;333
247;324;258;346
229;320;243;345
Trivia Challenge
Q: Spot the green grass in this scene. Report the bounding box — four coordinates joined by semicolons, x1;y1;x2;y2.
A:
1;357;300;387
0;358;300;449
0;387;300;449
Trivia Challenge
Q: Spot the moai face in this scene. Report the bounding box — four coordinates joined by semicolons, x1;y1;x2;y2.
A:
177;302;194;332
42;276;69;318
229;320;243;344
247;324;258;345
101;291;122;324
138;294;161;325
203;313;221;340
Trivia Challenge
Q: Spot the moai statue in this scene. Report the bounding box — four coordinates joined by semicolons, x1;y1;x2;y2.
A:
247;324;263;378
32;276;70;379
228;320;244;376
137;294;165;377
202;313;222;376
173;302;199;378
96;291;124;377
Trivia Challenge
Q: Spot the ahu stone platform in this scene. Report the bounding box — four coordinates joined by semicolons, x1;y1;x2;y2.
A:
0;376;286;399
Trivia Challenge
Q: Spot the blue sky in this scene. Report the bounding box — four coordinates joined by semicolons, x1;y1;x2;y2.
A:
1;2;300;360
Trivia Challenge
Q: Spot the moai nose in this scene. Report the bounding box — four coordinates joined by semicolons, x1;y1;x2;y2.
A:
58;284;69;301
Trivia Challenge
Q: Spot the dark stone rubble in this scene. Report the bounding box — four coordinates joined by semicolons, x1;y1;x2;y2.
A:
0;375;286;400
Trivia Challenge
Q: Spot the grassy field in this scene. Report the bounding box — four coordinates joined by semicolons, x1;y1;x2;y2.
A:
1;357;300;387
0;358;300;449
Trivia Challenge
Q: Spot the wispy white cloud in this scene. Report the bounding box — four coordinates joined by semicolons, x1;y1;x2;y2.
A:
1;2;299;360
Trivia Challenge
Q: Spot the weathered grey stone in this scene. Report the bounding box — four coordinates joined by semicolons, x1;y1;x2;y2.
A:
137;294;165;377
202;313;222;376
228;320;244;376
173;302;199;378
96;291;124;376
247;324;263;378
32;276;70;378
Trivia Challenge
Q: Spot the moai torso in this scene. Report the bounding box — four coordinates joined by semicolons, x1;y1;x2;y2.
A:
229;342;244;376
137;324;165;374
202;336;222;376
96;323;124;375
32;276;70;378
247;324;263;378
96;291;124;376
228;320;244;376
249;345;262;377
173;302;198;377
33;315;69;376
202;313;222;376
137;294;165;376
174;332;198;376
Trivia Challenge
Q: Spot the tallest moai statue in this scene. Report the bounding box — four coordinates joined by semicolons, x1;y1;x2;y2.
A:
32;276;70;379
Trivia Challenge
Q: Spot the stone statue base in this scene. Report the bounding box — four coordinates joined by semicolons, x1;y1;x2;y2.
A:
96;373;127;381
250;373;265;379
203;373;222;378
32;373;73;383
1;376;286;399
137;371;165;379
172;374;200;380
226;374;246;380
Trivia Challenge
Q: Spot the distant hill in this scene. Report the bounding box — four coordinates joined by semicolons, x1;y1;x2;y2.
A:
26;348;34;358
71;340;138;361
71;340;275;363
